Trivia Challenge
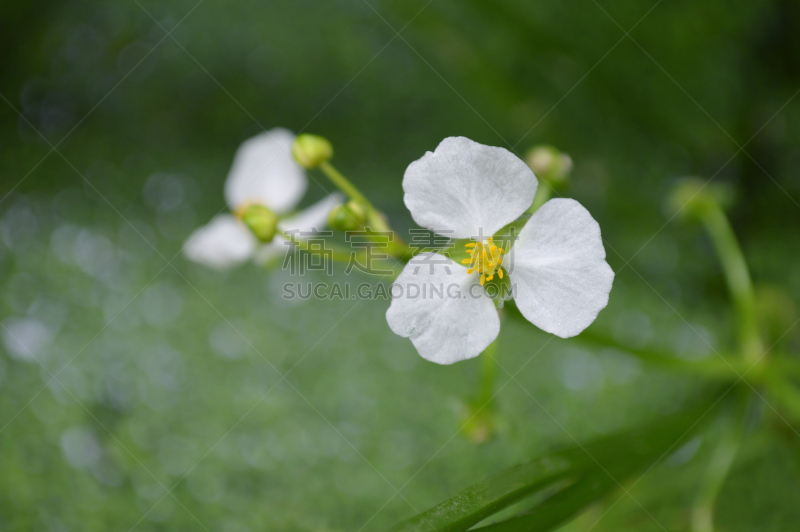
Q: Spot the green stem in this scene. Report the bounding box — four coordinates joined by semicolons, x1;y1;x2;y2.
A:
701;204;764;365
278;229;352;262
318;161;412;260
477;339;498;408
691;401;747;532
528;182;553;214
461;338;500;444
769;356;800;382
574;329;741;379
279;229;404;277
768;377;800;423
319;161;387;231
319;161;370;206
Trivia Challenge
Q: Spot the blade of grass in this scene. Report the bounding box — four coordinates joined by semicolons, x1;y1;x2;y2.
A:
387;455;578;532
473;401;721;531
390;396;722;532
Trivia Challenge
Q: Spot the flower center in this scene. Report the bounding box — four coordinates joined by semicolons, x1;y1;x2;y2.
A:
462;237;505;286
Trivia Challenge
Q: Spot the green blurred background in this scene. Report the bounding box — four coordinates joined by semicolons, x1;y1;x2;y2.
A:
2;0;800;530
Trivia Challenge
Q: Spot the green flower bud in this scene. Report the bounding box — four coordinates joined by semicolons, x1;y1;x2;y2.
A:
328;200;368;232
524;145;573;187
665;178;735;220
239;204;279;242
291;134;333;169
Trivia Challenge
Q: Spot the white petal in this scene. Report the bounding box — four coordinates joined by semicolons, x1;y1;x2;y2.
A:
184;215;256;270
507;198;614;338
386;252;500;364
253;193;343;265
403;137;538;239
276;193;344;234
252;238;287;267
224;128;307;213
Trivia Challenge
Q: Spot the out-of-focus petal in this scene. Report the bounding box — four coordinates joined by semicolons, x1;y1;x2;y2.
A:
224;128;307;213
184;215;256;270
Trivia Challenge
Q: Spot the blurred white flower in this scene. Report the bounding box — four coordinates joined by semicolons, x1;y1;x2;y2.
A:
223;128;307;214
184;128;340;270
386;137;614;364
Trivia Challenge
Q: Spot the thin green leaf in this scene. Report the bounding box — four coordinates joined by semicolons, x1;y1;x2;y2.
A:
474;402;719;531
390;398;721;532
388;455;577;532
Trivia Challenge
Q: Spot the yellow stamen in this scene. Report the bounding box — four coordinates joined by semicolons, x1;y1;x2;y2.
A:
233;202;254;220
463;239;505;286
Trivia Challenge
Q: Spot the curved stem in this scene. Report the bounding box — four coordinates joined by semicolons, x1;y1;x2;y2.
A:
319;161;389;231
319;161;370;206
528;181;553;214
691;401;747;532
318;161;412;260
575;329;745;379
701;204;764;365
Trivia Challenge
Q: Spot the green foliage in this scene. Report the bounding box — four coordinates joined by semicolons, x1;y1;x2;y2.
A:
1;0;800;531
392;400;718;532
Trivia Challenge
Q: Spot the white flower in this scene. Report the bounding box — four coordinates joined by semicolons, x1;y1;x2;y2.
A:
184;128;341;270
386;137;614;364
